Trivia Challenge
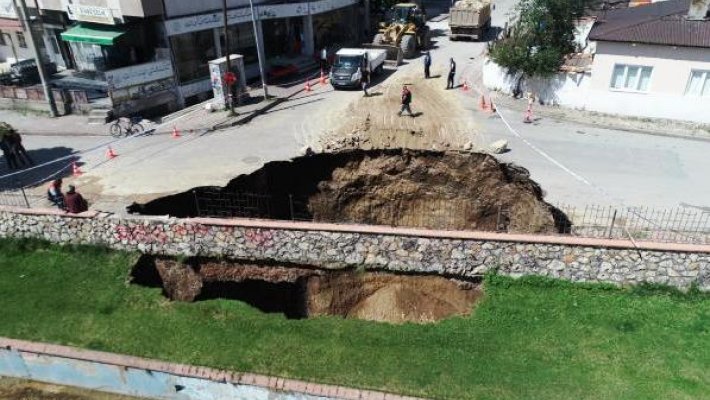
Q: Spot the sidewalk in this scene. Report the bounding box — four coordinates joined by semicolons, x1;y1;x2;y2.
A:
489;94;710;141
0;82;310;138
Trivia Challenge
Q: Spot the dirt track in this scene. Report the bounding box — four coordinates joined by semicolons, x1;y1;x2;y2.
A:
316;68;482;152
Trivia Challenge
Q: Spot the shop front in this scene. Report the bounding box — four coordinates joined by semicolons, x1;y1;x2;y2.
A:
164;0;359;103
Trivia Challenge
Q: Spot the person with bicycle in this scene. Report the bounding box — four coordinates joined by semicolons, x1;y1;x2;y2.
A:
110;116;145;137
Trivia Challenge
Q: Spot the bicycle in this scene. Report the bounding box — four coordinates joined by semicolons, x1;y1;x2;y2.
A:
109;116;145;138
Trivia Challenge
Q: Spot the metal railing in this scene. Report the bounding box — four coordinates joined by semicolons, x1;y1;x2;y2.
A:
0;188;30;208
191;191;710;244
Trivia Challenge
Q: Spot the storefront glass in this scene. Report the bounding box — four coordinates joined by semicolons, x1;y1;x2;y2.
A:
170;29;218;84
220;23;258;65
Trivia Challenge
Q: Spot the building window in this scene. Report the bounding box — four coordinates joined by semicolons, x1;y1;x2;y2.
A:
0;30;5;46
17;32;27;48
610;64;652;92
685;70;710;97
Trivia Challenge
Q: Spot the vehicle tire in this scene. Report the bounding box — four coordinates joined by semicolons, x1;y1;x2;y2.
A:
130;123;145;135
373;33;385;46
109;122;123;138
400;35;416;58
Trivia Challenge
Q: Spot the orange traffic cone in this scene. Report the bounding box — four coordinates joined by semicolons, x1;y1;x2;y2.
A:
479;95;487;110
462;81;470;91
523;106;533;123
71;161;82;177
304;80;312;92
172;126;181;138
319;69;327;85
105;146;117;159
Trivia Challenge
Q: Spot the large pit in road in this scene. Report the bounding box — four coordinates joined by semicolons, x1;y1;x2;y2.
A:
128;149;569;234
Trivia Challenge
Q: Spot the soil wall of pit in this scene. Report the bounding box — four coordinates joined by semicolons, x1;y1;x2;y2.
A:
134;256;481;324
128;149;570;234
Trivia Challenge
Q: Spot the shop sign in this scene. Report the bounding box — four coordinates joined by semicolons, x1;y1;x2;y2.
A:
165;8;252;36
164;0;357;36
67;4;117;25
0;0;17;19
106;60;174;90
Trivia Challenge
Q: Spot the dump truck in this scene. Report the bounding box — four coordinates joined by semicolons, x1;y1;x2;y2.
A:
330;48;387;89
372;2;430;59
449;0;492;41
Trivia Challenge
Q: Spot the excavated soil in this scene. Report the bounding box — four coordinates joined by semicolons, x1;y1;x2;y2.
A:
133;256;481;324
130;149;569;233
298;68;481;153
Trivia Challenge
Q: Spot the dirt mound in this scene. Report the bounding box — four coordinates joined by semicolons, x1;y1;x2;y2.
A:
134;257;480;324
131;149;568;233
306;272;481;324
311;69;480;153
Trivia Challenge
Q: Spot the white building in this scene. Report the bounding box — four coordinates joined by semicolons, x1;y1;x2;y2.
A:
484;0;710;124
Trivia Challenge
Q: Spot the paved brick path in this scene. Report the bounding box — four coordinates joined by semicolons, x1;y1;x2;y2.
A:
0;337;425;400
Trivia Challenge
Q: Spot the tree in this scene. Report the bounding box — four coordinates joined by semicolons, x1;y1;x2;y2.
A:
490;0;590;82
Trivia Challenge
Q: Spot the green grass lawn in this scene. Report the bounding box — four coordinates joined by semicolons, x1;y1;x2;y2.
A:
0;238;708;400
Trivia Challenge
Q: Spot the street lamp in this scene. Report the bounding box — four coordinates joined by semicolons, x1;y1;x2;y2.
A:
248;0;269;99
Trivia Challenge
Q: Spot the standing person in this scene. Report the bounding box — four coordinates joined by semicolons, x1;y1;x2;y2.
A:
64;185;88;214
397;85;414;117
0;134;18;170
320;47;328;71
423;51;432;79
447;57;456;89
47;179;64;209
361;66;371;97
8;131;33;167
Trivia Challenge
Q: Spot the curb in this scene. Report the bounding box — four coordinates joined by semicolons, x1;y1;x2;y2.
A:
490;95;710;142
0;337;426;400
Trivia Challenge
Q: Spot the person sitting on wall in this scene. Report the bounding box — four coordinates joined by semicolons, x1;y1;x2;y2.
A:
47;179;64;209
64;184;88;214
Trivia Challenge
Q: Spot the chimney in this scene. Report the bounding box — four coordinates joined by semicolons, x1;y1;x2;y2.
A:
688;0;710;20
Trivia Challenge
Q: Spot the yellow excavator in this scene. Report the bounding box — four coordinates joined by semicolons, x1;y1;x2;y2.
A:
372;2;430;59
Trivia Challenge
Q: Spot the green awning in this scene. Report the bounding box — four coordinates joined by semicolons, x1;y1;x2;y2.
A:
60;24;127;46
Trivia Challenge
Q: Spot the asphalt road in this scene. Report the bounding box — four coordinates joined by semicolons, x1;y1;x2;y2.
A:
3;0;709;214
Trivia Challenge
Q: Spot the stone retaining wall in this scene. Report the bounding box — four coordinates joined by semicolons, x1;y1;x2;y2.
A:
1;206;709;291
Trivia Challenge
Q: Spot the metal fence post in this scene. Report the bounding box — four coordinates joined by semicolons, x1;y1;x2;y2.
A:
20;187;29;208
607;210;617;239
495;205;502;232
289;194;295;220
192;190;201;217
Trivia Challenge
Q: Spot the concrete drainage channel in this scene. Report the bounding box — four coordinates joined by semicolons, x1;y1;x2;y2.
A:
133;255;482;324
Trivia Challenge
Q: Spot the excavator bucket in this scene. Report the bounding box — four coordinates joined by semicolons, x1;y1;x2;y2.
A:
362;43;403;68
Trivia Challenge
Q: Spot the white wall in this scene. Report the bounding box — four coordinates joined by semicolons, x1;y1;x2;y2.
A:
482;60;591;109
482;41;710;124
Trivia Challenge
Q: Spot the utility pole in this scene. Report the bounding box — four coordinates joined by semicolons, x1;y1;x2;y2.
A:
222;0;236;116
248;0;269;99
16;0;58;117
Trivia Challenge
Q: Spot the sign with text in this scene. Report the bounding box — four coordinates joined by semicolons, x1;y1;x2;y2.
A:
67;4;117;25
106;60;174;90
165;0;357;36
